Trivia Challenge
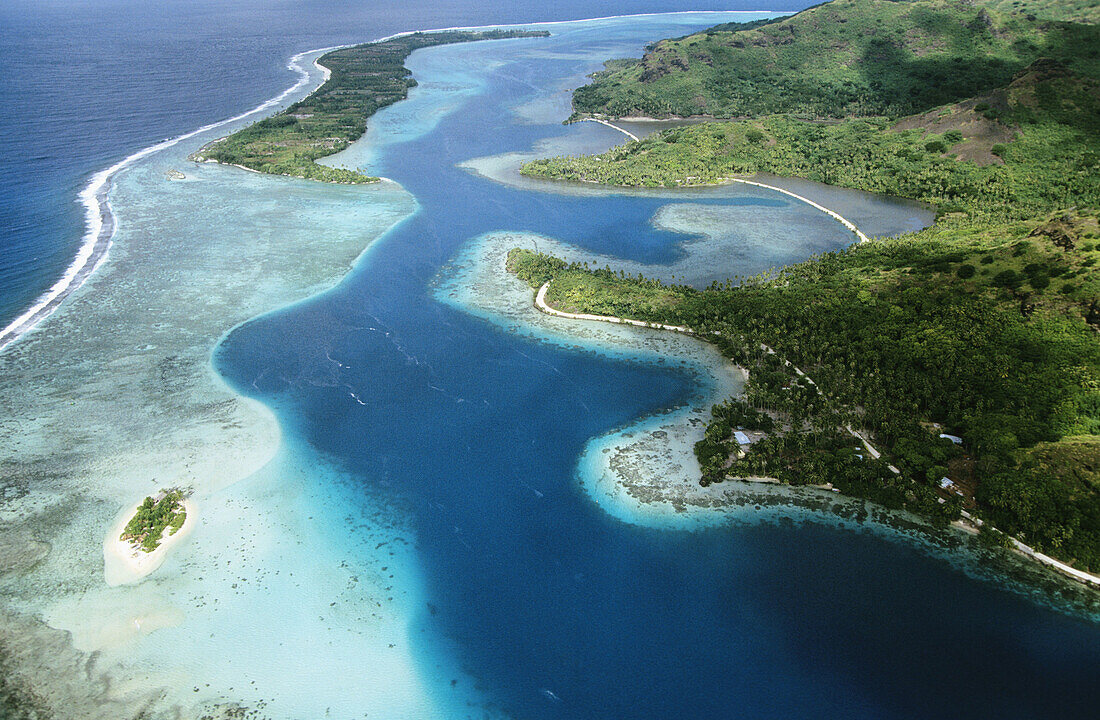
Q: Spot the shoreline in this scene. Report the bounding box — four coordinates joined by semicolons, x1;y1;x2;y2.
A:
437;231;1099;610
577;113;725;122
526;170;873;243
0;46;342;354
190;154;383;185
0;12;793;357
533;276;1100;589
103;497;198;586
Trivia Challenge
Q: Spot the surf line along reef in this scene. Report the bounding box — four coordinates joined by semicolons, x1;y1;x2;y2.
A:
193;28;549;183
511;0;1100;587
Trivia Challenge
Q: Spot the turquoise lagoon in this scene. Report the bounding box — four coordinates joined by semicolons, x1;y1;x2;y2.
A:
1;12;1098;720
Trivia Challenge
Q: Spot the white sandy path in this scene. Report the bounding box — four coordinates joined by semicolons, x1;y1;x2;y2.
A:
577;123;872;243
582;117;641;142
536;281;690;331
1008;537;1100;587
536;281;818;381
103;497;198;586
729;177;871;243
956;511;1100;588
535;281;1100;588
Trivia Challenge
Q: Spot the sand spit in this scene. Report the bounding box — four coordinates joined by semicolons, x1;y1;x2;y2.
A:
437;230;1100;611
580;117;641;141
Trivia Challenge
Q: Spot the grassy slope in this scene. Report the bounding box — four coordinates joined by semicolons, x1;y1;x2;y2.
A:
570;0;1100;120
514;3;1100;570
197;29;548;183
525;61;1100;220
985;0;1100;24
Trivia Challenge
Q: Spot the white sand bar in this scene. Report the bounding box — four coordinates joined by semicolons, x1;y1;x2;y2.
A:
104;497;198;586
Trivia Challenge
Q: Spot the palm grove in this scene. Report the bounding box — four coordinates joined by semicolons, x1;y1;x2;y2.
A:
513;0;1100;572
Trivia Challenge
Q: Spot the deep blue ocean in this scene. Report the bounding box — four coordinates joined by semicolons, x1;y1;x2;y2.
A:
0;0;808;332
3;2;1099;719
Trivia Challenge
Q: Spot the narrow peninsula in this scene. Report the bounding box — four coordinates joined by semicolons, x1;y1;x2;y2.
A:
514;0;1100;580
195;29;549;183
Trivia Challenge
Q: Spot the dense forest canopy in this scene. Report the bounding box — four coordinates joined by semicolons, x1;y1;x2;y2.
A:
570;0;1100;120
517;0;1100;572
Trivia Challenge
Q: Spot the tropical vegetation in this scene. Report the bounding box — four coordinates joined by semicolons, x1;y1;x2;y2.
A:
569;0;1100;120
513;0;1100;572
197;29;548;182
120;490;187;553
525;60;1100;220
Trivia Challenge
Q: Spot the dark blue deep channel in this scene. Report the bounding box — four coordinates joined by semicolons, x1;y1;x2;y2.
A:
212;20;1100;720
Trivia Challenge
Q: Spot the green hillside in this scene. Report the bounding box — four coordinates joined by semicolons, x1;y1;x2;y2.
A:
526;60;1100;221
570;0;1100;120
984;0;1100;23
516;2;1100;573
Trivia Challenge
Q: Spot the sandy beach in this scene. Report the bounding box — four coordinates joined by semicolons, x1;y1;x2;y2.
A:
104;496;198;586
533;249;1100;589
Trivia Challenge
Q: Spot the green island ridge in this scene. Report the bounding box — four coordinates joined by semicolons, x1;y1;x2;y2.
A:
120;489;188;553
513;0;1100;575
195;29;549;183
566;0;1099;121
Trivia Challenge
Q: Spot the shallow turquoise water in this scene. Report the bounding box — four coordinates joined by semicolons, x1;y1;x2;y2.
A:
205;16;1100;720
1;7;1097;719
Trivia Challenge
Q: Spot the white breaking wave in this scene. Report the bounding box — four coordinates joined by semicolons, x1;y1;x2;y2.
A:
0;10;781;353
0;45;343;351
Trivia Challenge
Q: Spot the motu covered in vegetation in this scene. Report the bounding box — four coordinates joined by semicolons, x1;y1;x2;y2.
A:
515;0;1100;574
120;489;188;553
196;29;548;183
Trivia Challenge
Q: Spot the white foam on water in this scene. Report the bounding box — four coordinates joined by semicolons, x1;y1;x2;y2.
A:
0;11;789;352
0;46;341;351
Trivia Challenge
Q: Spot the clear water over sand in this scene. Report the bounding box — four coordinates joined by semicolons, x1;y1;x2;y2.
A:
1;12;1098;720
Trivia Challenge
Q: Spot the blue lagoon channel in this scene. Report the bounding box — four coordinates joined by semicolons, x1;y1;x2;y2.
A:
210;16;1100;720
0;8;1097;720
